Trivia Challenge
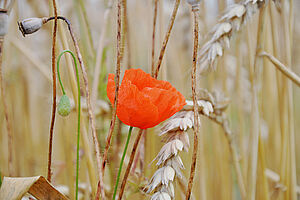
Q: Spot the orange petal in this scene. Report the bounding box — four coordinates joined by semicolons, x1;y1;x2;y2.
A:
117;79;159;128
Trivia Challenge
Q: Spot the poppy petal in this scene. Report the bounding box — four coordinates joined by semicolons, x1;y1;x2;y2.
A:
107;73;160;129
141;87;186;125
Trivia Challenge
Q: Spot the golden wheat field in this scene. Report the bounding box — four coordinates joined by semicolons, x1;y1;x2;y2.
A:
0;0;299;199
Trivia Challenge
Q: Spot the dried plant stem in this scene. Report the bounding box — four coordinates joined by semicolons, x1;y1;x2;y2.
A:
247;4;267;200
153;0;180;78
151;0;158;76
259;52;300;87
102;0;123;173
46;16;105;199
118;129;143;200
0;37;13;176
186;9;199;200
47;0;58;182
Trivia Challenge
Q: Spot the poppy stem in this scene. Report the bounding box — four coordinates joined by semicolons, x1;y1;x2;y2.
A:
47;0;58;183
186;6;200;200
112;126;133;200
57;50;81;200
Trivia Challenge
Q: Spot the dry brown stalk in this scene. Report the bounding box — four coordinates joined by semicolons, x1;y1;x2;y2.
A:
102;0;123;175
186;7;200;200
47;0;58;182
259;51;300;87
0;35;13;176
118;129;144;200
122;0;131;68
151;0;159;76
153;0;180;78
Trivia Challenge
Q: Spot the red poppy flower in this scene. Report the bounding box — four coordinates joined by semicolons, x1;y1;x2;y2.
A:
107;69;186;129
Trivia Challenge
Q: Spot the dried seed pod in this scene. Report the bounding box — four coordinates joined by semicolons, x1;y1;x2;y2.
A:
58;94;71;117
17;17;47;37
0;9;8;37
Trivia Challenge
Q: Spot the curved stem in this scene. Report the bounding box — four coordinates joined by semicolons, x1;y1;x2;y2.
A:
46;15;106;199
112;126;133;200
57;50;81;200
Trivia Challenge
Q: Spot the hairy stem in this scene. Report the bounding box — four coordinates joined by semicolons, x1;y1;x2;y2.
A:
186;8;199;200
151;0;158;76
102;0;123;174
47;0;58;182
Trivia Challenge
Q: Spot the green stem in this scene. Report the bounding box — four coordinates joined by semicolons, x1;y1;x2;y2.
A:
112;126;133;200
57;50;81;200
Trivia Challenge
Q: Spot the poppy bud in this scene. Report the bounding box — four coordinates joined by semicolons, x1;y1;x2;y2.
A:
58;94;71;117
17;17;47;37
0;9;8;37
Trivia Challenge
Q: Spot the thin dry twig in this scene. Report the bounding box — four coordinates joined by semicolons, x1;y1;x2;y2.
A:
186;7;200;200
102;0;123;174
118;129;144;200
260;51;300;87
151;0;159;76
47;0;58;182
154;0;180;78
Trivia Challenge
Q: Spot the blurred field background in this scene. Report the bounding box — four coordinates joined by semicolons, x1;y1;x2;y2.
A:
0;0;300;199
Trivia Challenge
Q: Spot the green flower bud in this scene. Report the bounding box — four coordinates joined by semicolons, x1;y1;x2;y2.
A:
58;94;71;117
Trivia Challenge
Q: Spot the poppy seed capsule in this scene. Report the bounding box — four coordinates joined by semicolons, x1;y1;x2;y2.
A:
58;94;71;117
17;17;47;37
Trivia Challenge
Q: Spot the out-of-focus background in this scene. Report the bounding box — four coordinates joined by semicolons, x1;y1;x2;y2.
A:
0;0;299;199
